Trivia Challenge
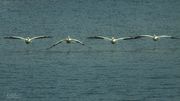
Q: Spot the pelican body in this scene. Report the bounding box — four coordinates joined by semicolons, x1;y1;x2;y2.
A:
47;36;84;49
24;37;32;44
4;36;52;44
65;36;73;43
111;37;117;44
87;36;135;44
152;35;160;41
134;34;179;41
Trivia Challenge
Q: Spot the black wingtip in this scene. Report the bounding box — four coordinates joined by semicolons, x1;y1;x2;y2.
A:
4;36;17;39
46;45;54;50
123;37;136;40
133;36;143;39
46;36;53;38
87;37;95;39
171;37;180;39
87;36;103;39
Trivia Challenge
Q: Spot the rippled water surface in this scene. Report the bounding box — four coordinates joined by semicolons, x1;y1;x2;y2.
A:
0;0;180;101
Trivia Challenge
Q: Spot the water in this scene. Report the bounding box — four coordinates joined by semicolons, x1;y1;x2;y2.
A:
0;0;180;101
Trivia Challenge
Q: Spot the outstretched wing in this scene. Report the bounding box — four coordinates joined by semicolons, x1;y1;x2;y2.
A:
46;39;64;49
4;36;25;40
159;35;179;39
31;36;52;40
134;35;153;39
87;36;111;41
72;39;85;45
116;37;135;40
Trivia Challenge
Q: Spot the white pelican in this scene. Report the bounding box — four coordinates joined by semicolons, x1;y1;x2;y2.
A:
47;36;85;49
87;36;135;44
4;36;52;44
134;34;179;41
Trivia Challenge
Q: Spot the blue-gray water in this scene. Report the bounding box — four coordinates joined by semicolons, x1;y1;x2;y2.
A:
0;0;180;101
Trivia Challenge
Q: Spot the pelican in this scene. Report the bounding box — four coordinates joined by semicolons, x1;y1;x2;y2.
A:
87;36;135;44
4;36;52;44
134;34;179;41
47;36;85;49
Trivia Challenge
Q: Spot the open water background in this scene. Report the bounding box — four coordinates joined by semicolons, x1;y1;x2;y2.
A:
0;0;180;101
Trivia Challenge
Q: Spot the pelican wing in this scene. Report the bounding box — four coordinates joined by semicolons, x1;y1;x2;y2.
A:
31;36;52;40
159;35;179;39
116;37;135;40
170;37;180;39
134;35;153;39
87;36;111;40
72;39;85;45
47;39;64;49
4;36;25;40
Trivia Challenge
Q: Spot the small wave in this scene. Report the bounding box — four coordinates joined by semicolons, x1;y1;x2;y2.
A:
6;93;21;99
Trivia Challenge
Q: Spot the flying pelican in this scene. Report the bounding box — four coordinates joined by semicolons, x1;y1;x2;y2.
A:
4;36;52;44
134;34;179;41
87;36;135;44
47;36;85;49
